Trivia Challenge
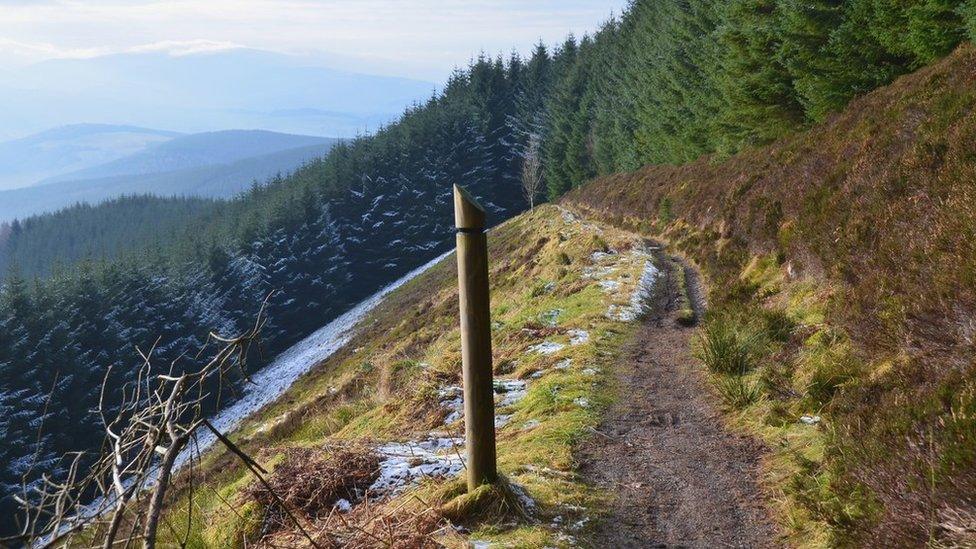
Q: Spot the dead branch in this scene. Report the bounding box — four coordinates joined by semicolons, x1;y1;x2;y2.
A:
2;295;283;549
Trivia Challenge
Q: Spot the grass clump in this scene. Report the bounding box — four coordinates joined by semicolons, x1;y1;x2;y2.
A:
693;314;765;376
438;477;534;525
795;330;860;407
716;374;765;409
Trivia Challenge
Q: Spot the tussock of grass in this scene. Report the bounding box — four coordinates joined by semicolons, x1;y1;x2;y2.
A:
716;374;765;409
693;315;765;376
438;476;533;525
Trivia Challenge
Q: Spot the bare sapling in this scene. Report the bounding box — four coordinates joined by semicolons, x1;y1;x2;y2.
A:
521;136;544;210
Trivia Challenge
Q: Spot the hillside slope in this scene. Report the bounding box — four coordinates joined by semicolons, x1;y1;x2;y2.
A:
148;205;673;547
567;43;976;547
0;196;223;278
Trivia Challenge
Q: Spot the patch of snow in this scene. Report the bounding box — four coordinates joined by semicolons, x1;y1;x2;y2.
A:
335;499;352;513
604;252;662;323
438;386;464;424
556;533;578;546
175;250;455;470
509;482;538;515
528;341;565;355
439;380;532;424
369;437;466;496
568;329;590;346
800;415;822;425
582;266;617;279
605;304;631;322
590;250;617;262
438;386;462;399
598;279;621;293
555;359;573;370
495;379;528;408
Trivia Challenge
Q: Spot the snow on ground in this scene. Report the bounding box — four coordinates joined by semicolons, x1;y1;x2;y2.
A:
604;247;661;322
568;329;590;346
528;341;566;355
438;378;530;426
175;250;455;470
369;436;466;496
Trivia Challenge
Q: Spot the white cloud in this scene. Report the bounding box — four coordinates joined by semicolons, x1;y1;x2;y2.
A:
126;40;245;57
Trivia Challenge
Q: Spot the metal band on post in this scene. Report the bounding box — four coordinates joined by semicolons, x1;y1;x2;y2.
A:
453;184;498;490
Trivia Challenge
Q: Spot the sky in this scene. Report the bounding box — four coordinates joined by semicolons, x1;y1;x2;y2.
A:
0;0;630;82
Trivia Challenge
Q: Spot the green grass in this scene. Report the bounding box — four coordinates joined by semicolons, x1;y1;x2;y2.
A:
154;205;651;548
693;314;765;376
716;374;765;409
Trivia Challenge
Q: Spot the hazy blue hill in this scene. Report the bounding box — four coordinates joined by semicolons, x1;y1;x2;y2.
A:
0;124;181;190
0;141;339;222
43;130;337;183
0;49;435;138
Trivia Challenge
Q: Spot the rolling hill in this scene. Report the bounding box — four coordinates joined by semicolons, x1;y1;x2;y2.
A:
0;132;340;222
41;129;337;183
0;124;180;190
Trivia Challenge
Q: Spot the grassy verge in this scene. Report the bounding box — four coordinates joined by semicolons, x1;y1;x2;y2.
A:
155;205;656;547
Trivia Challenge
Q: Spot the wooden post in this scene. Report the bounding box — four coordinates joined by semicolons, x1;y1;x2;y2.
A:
453;184;498;490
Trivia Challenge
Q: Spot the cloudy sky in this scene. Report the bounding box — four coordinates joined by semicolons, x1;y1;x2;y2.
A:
0;0;629;81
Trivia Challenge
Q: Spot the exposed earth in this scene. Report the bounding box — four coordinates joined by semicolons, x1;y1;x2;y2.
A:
578;252;779;548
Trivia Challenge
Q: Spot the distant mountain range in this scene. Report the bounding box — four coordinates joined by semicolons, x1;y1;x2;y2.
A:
0;48;435;140
42;129;334;181
0;124;180;190
0;127;340;221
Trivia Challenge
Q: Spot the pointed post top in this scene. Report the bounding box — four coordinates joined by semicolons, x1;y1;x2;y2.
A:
454;184;486;230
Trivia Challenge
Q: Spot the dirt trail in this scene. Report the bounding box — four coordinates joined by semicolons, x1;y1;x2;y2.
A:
578;249;778;548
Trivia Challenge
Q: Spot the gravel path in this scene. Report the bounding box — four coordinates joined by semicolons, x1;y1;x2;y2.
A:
578;250;779;548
